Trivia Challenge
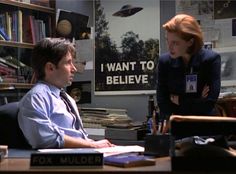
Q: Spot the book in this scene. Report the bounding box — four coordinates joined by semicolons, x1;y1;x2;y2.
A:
0;64;16;75
0;57;18;69
0;34;4;40
104;153;155;168
0;14;7;36
5;12;12;40
29;15;36;44
17;10;23;42
0;27;9;41
30;149;103;168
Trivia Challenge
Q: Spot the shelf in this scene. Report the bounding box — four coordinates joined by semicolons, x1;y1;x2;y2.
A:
0;0;55;100
0;83;33;90
0;0;55;14
0;40;34;49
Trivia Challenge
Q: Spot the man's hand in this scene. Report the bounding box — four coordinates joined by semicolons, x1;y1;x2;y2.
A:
64;135;115;148
92;139;115;148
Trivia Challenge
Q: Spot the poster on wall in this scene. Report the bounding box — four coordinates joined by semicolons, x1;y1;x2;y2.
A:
94;0;160;95
214;0;236;20
213;47;236;87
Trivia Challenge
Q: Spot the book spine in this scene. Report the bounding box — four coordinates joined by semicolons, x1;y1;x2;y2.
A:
5;12;12;40
0;13;7;36
17;10;23;42
0;64;16;75
30;153;103;167
11;12;18;42
0;27;9;41
0;57;18;69
29;15;36;44
0;34;4;40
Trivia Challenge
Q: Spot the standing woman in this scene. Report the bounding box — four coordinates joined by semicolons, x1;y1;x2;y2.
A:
156;14;221;128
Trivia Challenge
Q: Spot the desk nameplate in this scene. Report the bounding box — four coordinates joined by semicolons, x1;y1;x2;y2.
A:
30;151;103;168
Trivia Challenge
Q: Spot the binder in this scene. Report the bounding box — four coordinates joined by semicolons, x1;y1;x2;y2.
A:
104;153;155;168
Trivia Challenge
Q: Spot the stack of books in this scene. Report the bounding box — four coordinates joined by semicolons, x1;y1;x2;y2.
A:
0;57;17;83
80;107;132;140
80;107;132;128
0;56;33;84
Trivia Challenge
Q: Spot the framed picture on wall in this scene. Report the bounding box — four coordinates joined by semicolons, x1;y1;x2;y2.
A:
214;0;236;20
66;81;92;104
213;46;236;87
94;0;160;95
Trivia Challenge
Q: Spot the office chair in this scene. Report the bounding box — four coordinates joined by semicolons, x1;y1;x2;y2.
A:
0;102;30;149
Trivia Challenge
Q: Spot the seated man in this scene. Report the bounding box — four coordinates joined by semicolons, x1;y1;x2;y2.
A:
18;38;114;149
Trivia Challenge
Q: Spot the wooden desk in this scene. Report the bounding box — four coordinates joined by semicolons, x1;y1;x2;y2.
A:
0;157;170;174
1;157;236;173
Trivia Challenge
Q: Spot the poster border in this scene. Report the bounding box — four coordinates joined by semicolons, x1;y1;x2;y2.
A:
94;0;160;95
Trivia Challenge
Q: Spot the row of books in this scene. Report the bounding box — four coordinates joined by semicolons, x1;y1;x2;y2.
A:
0;56;33;83
0;10;22;42
0;10;51;44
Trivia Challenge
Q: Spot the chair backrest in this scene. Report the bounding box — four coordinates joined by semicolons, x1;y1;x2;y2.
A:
0;102;30;149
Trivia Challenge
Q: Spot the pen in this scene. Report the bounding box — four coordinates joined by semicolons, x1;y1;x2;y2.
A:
152;110;157;135
162;120;167;134
157;122;162;134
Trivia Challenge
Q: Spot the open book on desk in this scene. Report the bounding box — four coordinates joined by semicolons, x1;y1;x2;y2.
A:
95;145;144;157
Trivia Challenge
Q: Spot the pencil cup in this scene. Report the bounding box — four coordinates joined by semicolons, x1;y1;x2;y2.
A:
144;134;170;157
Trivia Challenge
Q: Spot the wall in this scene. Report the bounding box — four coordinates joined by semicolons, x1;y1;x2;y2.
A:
56;0;175;122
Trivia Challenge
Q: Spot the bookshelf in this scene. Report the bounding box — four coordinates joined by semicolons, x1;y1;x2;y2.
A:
0;0;56;104
0;40;34;49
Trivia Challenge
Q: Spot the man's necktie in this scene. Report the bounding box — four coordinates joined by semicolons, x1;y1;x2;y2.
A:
60;90;78;118
60;90;87;138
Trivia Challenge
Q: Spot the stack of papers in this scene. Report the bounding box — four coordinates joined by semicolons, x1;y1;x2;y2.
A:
38;145;144;157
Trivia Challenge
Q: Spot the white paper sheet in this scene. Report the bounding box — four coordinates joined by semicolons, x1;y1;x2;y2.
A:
38;145;144;157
